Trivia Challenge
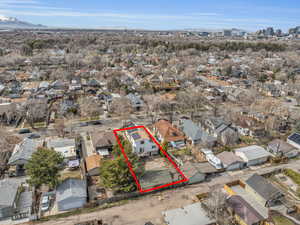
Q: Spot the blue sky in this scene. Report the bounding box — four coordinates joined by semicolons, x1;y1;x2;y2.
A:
0;0;299;30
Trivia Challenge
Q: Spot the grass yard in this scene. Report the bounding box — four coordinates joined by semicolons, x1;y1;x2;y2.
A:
272;215;296;225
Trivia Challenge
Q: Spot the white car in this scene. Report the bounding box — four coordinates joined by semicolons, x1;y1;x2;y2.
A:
41;195;50;211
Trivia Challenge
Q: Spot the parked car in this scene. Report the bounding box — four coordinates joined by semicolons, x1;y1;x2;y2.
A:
28;133;41;139
87;120;102;125
18;128;31;134
41;195;50;211
79;122;88;127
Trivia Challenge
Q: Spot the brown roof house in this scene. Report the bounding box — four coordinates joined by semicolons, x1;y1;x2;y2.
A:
217;151;245;171
90;131;116;157
153;119;185;148
85;155;101;176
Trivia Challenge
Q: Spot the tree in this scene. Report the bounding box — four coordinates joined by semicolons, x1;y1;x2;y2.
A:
78;97;103;118
26;99;48;128
25;147;64;189
99;136;143;193
54;119;66;137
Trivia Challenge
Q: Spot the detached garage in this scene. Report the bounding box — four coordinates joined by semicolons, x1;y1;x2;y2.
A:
234;145;271;167
56;178;87;211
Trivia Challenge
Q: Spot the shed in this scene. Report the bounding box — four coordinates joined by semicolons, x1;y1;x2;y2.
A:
180;162;206;184
85;155;101;176
56;178;87;211
287;133;300;150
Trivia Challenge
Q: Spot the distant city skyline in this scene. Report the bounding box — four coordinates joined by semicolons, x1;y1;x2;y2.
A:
0;0;299;31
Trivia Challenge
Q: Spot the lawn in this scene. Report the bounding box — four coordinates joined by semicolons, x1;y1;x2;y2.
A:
272;215;296;225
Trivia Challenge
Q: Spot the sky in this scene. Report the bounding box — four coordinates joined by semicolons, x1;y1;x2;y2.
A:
0;0;299;31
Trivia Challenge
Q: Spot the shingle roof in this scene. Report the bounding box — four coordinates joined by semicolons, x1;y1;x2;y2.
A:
227;195;264;225
154;119;185;142
47;138;75;149
181;119;202;141
85;155;101;172
90;131;116;149
268;139;296;154
217;151;243;166
8;138;43;165
0;179;19;207
246;174;282;201
56;178;87;202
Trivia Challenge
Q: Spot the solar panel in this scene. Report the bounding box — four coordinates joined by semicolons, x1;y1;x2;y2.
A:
131;133;141;140
289;133;300;145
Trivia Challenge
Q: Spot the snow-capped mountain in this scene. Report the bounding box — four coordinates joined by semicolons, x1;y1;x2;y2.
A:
0;15;46;29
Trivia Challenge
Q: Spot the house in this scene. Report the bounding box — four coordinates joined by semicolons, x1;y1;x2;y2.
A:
245;174;284;207
8;138;43;176
287;133;300;150
203;117;239;146
180;119;202;145
162;202;216;225
126;127;159;156
0;179;19;220
180;162;206;184
126;93;144;111
56;178;87;211
154;119;185;148
217;151;244;171
234;145;271;166
267;139;298;158
85;155;101;176
227;195;265;225
46;138;76;161
90;131;116;157
180;119;217;146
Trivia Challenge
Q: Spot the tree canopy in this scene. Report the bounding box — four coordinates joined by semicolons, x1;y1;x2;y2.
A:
25;147;64;189
99;135;144;193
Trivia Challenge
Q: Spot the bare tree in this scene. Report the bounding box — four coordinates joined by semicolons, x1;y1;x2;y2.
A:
54;119;66;137
109;97;133;119
26;99;48;128
78;97;103;118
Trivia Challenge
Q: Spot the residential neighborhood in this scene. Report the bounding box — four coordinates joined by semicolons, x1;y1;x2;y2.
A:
0;16;300;225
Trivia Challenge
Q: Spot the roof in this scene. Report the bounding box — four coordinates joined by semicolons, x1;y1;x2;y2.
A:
127;93;144;105
0;179;20;207
90;131;116;149
180;162;205;178
288;133;300;145
181;119;202;141
268;139;296;153
217;151;243;166
47;138;75;149
235;145;271;161
227;195;264;225
154;119;185;142
56;178;87;202
8;138;43;165
246;174;282;201
163;202;216;225
85;155;101;172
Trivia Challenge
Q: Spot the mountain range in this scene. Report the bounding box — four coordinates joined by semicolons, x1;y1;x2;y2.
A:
0;15;46;29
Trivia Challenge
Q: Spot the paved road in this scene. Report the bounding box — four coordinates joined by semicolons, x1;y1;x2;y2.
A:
28;159;300;225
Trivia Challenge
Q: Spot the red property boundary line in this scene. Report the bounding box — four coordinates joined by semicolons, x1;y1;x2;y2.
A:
113;125;189;193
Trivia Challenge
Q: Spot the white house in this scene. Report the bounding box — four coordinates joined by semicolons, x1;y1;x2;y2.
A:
126;127;159;157
235;145;271;167
46;138;76;160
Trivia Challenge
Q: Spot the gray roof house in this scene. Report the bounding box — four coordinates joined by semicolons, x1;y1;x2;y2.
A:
180;119;216;147
267;139;298;158
180;119;202;145
126;93;144;110
8;138;43;176
0;179;19;220
56;178;87;211
162;202;216;225
245;174;284;207
234;145;271;167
